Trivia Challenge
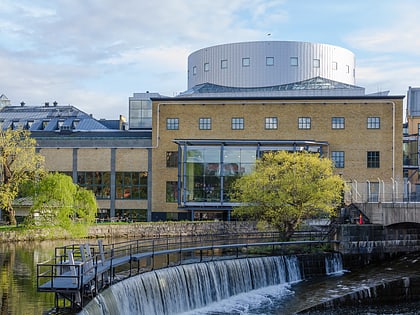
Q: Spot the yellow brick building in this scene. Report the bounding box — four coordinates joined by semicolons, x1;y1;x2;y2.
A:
151;96;404;220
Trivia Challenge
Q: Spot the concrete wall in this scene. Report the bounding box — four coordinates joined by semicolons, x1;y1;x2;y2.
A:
359;202;420;225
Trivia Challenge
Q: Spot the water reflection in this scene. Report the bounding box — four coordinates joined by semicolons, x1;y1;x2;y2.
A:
0;239;419;315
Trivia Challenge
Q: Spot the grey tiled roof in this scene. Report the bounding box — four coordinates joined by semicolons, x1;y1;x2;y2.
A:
0;104;110;131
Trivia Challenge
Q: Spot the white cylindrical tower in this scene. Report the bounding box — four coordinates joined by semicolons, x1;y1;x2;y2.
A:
187;41;355;89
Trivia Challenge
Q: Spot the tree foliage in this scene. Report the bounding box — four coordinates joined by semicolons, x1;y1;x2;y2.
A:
0;129;45;225
231;151;345;240
26;172;97;236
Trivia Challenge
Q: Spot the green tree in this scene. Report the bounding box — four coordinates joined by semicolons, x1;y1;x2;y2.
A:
27;172;97;236
231;151;345;240
0;129;45;225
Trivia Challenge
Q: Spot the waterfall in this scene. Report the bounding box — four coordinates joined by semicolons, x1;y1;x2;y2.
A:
325;252;344;275
79;256;301;315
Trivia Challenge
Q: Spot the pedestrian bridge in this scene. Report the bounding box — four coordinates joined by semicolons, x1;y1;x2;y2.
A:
354;202;420;226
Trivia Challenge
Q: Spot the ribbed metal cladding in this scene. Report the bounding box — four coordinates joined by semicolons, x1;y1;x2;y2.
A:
187;41;355;89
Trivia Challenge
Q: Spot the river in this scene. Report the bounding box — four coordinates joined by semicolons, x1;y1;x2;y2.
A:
0;240;419;315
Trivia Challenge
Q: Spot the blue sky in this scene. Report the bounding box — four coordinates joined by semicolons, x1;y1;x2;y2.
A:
0;0;418;119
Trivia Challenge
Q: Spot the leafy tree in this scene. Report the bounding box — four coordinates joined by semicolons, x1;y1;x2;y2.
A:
26;172;97;236
231;151;345;241
0;129;45;225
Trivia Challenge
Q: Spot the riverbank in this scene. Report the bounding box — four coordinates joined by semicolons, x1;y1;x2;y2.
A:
0;221;260;242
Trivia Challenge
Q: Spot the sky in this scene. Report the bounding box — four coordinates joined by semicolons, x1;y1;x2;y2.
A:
0;0;419;120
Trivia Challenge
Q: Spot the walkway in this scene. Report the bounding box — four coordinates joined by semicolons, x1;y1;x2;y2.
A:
36;231;334;311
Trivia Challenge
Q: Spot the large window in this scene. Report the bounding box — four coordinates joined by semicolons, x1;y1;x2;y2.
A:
182;146;256;203
166;118;179;130
77;172;111;199
367;151;380;168
331;151;345;168
298;117;311;129
265;117;278;130
199;118;212;130
367;117;380;129
115;172;148;199
332;117;345;129
232;117;244;130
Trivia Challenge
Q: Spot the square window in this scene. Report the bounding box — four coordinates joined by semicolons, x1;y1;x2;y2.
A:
298;117;311;129
166;151;178;168
367;117;380;129
204;62;209;72
221;59;228;69
313;59;320;68
290;57;298;66
232;117;244;130
199;117;211;130
367;151;380;168
332;117;345;129
265;117;278;129
166;118;179;130
266;57;274;66
331;151;345;168
332;61;338;70
192;66;197;75
242;57;250;67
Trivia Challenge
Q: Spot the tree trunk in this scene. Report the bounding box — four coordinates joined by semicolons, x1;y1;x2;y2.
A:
5;204;16;226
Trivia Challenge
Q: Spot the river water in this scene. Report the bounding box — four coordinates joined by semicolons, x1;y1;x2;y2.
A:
0;240;419;315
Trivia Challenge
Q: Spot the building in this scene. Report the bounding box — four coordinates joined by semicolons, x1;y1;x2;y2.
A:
150;95;404;220
404;87;420;199
0;100;152;222
0;41;407;221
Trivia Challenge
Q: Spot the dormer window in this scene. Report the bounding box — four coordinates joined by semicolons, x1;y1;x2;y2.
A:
72;120;80;129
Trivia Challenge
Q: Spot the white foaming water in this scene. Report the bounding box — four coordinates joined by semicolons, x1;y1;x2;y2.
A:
180;283;295;315
80;256;302;315
325;253;345;276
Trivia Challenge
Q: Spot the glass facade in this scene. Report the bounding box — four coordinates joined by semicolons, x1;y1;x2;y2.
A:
129;100;152;129
176;140;327;208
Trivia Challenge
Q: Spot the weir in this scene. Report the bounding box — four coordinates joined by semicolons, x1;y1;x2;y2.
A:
79;256;304;315
78;254;347;315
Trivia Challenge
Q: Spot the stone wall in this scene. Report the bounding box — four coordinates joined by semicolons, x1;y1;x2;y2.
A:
336;224;420;266
0;221;260;242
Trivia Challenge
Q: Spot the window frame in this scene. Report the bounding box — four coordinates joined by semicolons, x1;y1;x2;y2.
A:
204;62;209;72
231;117;244;130
266;56;274;66
265;117;278;130
242;57;250;67
331;151;345;168
199;117;212;130
290;57;298;66
221;59;228;69
367;117;380;129
332;117;345;129
298;117;311;129
166;151;178;168
166;118;179;130
367;151;380;168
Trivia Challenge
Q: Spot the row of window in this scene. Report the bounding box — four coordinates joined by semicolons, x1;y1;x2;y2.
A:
76;171;148;200
331;151;380;168
192;57;352;74
167;117;381;130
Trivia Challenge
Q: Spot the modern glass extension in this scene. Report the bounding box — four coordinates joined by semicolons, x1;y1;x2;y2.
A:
174;139;328;217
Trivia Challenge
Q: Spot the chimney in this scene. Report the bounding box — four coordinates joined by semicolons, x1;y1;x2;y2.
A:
45;102;49;107
53;101;58;107
20;101;25;107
